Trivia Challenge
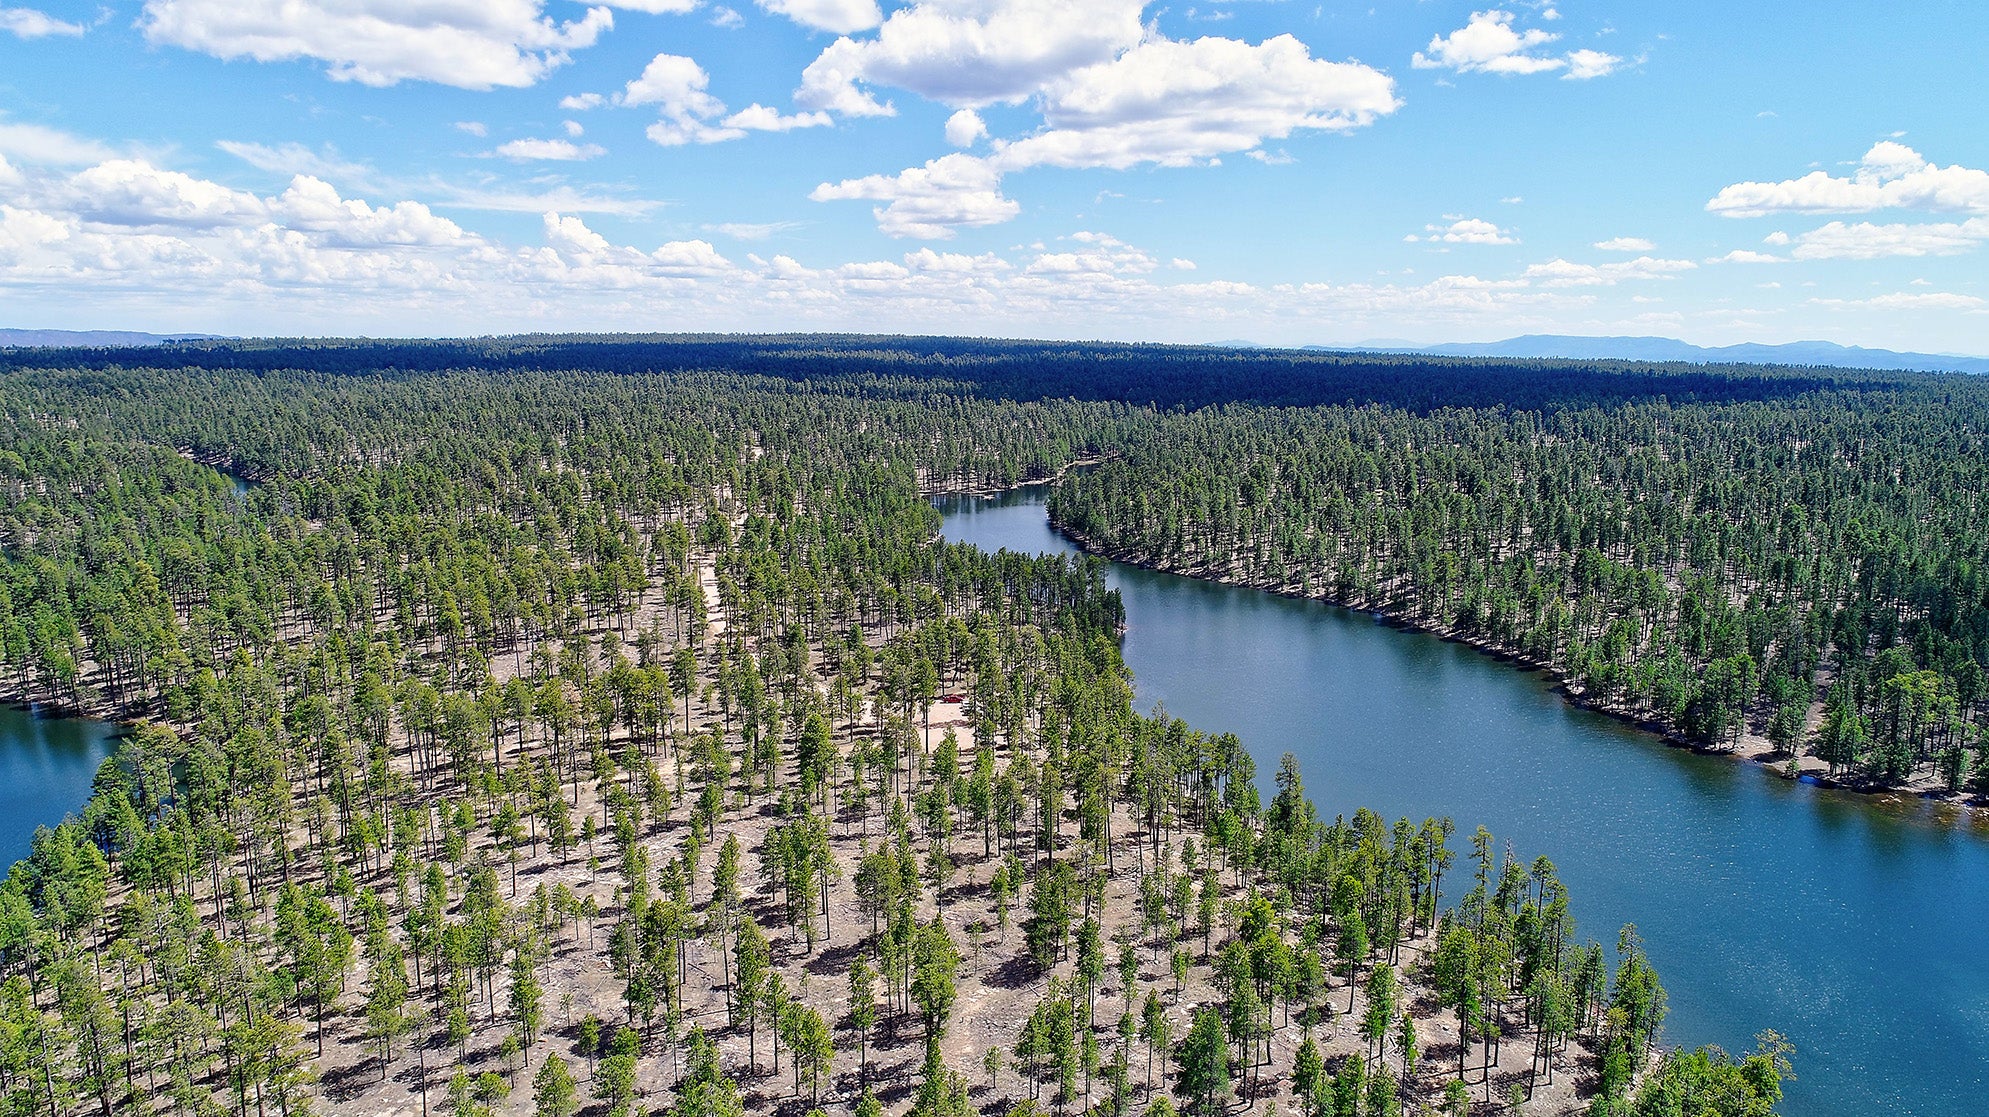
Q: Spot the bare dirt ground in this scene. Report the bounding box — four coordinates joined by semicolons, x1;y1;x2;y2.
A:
291;554;1608;1117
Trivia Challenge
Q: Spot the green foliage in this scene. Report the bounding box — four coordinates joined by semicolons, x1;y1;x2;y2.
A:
0;340;1798;1117
1172;1007;1231;1117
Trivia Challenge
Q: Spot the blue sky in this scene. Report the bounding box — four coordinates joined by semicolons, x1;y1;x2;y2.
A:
1;1;1985;351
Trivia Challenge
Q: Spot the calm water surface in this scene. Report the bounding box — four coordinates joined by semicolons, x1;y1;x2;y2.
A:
0;703;119;868
939;485;1989;1117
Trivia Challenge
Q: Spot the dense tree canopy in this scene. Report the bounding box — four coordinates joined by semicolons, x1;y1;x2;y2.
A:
0;336;1805;1117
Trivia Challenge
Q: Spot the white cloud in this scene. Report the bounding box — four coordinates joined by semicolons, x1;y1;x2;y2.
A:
216;141;378;189
271;176;475;246
1563;48;1620;80
454;121;489;137
0;172;1623;341
999;35;1399;170
560;92;608;110
945;109;987;148
1522;255;1695;287
540;212;736;282
0;204;70;256
1412;10;1618;80
709;7;743;28
810;152;1018;238
706;221;803;240
1776;216;1989;260
619;54;828;145
1708;142;1989;218
1025;231;1162;278
1810;292;1986;312
601;0;698;11
1414;10;1565;75
66;160;269;229
0;6;85;38
0;119;118;166
756;0;880;35
1593;236;1654;252
622;53;745;144
1410;217;1517;245
797;0;1146;116
494;138;607;161
1709;249;1783;264
424;184;662;216
721;104;834;132
562;120;585;137
139;0;614;90
815;33;1397;237
214;139;658;216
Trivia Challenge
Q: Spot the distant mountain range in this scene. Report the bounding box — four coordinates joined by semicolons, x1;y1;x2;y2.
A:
0;328;222;348
1286;334;1989;375
7;328;1983;376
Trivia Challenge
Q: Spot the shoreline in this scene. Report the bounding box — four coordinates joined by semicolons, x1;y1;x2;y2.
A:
1048;513;1987;816
0;679;151;731
932;471;1986;820
922;455;1106;500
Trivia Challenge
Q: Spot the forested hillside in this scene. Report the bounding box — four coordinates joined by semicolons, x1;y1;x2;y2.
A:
0;340;1821;1117
1050;378;1989;790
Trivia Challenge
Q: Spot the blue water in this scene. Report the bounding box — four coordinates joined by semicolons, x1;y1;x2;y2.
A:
939;485;1989;1117
0;703;119;869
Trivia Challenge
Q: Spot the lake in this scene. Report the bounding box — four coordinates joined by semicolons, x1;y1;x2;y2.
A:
0;702;120;870
938;484;1989;1117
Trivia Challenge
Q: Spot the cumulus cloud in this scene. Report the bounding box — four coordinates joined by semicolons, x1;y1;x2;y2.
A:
1708;142;1989;218
271;176;475;246
494;138;607;161
1810;292;1986;312
600;0;698;11
0;134;1747;344
1522;255;1695;287
1415;10;1560;75
0;6;85;38
1593;236;1654;252
66;160;269;229
1563;48;1620;80
756;0;880;34
721;104;833;132
541;212;736;281
620;53;829;145
621;53;744;144
560;92;608;110
814;33;1398;237
138;0;613;89
1409;217;1517;245
809;153;1018;239
0;204;70;256
1025;230;1163;278
1709;249;1783;264
797;0;1146;116
0;119;118;166
945;109;987;148
1412;10;1617;79
1769;216;1989;260
1001;34;1399;170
